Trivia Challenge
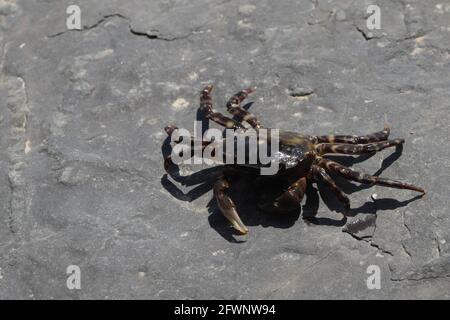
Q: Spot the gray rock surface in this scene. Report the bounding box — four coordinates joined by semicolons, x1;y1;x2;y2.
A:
0;0;449;299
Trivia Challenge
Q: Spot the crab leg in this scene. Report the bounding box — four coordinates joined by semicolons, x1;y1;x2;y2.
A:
200;85;245;130
315;125;390;144
315;139;404;155
226;88;261;129
214;175;248;234
273;176;308;209
317;158;425;193
311;164;350;211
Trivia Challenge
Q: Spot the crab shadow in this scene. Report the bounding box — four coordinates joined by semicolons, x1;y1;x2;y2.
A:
161;116;422;242
161;140;421;243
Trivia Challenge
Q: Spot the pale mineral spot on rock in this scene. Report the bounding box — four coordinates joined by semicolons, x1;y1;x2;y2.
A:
79;49;114;61
276;252;301;261
238;4;256;15
237;20;252;29
212;250;225;256
411;47;424;56
171;97;190;110
316;106;331;112
335;9;346;21
187;72;198;81
24;139;31;154
152;131;164;139
146;118;158;125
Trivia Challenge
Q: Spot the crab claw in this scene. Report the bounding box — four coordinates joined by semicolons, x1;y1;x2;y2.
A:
214;176;249;235
220;205;249;235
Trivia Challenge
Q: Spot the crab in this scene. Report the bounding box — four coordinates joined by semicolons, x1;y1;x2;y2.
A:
163;85;425;235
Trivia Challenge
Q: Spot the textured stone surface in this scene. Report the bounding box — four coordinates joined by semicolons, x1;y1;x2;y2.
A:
0;0;449;299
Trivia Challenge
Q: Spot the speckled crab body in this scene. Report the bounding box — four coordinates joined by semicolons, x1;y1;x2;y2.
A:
164;85;425;235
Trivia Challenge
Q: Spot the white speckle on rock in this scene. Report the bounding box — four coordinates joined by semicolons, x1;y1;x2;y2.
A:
53;112;69;128
334;82;344;89
415;36;426;45
238;4;256;15
171;98;189;110
293;112;303;118
161;82;181;91
277;252;301;261
412;137;423;144
335;9;346;21
79;49;114;61
249;48;260;55
212;250;225;256
188;72;198;81
317;106;331;112
152;131;164;139
24;140;31;154
237;20;252;28
371;193;378;201
411;47;424;56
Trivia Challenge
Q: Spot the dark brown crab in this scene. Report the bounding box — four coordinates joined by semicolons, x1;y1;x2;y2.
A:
164;85;425;235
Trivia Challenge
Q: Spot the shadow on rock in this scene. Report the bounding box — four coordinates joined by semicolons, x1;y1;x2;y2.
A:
161;127;422;242
348;194;424;217
207;175;302;242
326;145;404;194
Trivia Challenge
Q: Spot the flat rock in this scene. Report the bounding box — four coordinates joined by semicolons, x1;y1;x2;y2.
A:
0;0;449;299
